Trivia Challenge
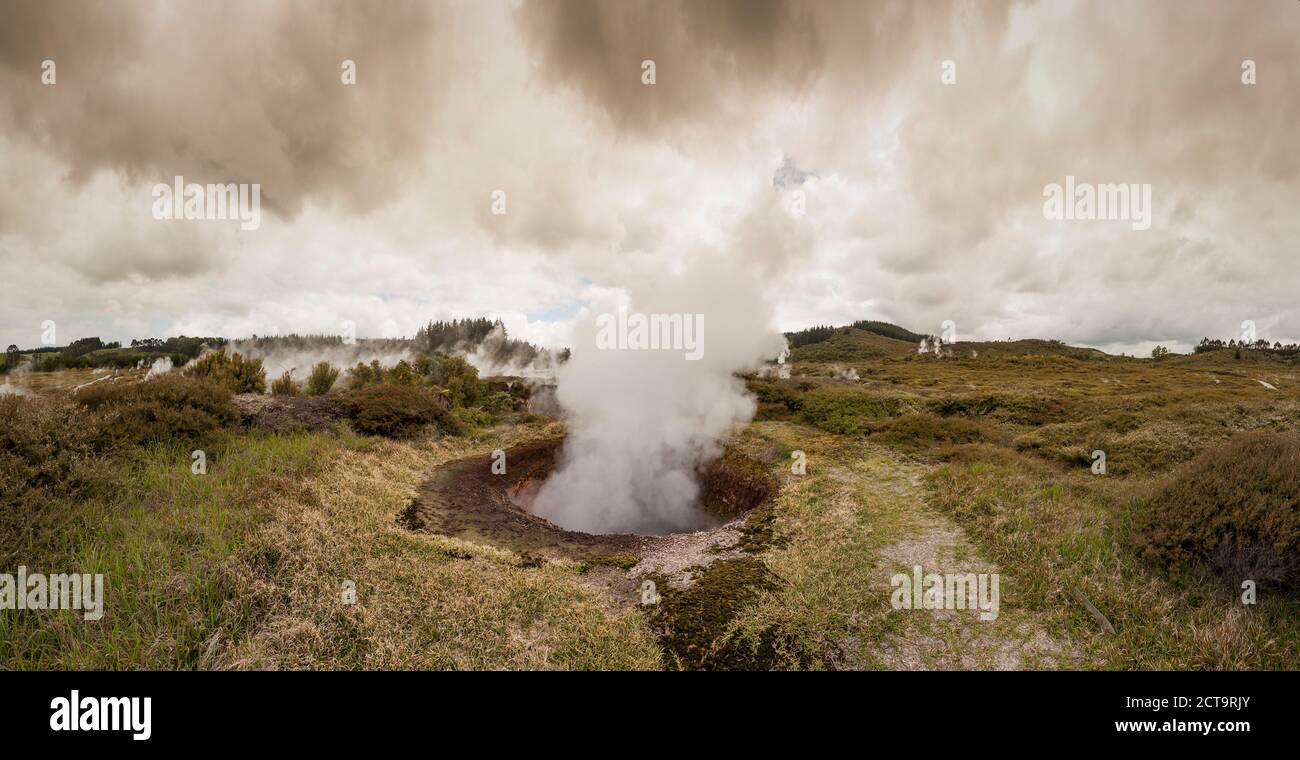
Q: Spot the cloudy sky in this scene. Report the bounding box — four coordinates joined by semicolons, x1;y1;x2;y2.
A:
1;0;1297;355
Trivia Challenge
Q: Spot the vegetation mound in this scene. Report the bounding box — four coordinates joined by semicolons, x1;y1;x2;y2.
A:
1138;431;1300;593
341;384;461;438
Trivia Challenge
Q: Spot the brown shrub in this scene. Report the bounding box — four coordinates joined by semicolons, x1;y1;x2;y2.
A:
1137;431;1300;593
341;384;460;438
74;374;239;446
0;395;113;549
870;413;991;451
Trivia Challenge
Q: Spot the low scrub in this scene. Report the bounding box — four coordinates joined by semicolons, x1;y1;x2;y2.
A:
0;395;112;526
74;374;239;447
185;348;267;394
1137;431;1300;593
341;384;461;438
796;386;914;436
305;361;340;395
870;412;992;450
270;371;300;396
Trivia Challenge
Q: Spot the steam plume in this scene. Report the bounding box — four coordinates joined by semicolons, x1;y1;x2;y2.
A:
532;262;784;534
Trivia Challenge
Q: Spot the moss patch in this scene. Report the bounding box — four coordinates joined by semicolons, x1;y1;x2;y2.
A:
647;558;783;670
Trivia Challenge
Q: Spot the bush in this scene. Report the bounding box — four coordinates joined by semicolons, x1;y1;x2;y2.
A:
1137;431;1300;593
270;371;300;395
74;374;239;446
424;353;482;407
185;348;267;394
870;413;991;450
483;391;519;415
341;385;459;438
305;361;340;395
1;395;112;530
347;360;385;389
796;386;913;435
387;360;420;387
451;406;494;429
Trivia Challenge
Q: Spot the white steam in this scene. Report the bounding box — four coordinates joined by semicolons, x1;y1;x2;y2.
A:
226;340;414;385
0;381;29;397
145;356;173;377
532;263;784;535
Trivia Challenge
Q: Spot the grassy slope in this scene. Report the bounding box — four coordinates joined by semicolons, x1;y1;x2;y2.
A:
2;421;659;670
749;349;1300;669
788;328;916;362
7;343;1298;670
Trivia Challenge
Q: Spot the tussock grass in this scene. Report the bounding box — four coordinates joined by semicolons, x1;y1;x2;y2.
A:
2;430;340;669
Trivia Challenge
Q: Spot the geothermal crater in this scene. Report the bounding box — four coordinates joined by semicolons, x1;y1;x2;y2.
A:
400;436;776;563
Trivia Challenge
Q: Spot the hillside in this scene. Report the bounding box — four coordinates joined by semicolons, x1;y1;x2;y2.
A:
786;322;1110;364
787;326;917;362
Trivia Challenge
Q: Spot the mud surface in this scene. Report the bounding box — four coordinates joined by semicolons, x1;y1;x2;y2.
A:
400;435;787;668
401;436;777;566
400;438;646;561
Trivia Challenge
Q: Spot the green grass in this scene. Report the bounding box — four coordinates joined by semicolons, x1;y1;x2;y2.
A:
1;429;354;669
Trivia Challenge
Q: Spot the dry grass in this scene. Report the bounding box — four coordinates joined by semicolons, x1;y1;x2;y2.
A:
215;421;660;670
714;422;1077;670
7;345;1299;670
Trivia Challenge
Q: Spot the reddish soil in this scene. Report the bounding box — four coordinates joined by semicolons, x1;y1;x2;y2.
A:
400;438;647;560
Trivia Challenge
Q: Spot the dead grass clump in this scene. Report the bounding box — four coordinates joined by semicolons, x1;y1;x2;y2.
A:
1137;431;1300;593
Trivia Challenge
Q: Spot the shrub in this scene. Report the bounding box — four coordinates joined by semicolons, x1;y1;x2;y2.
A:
483;391;519;415
305;361;340;395
870;413;991;451
270;371;300;395
74;374;239;446
1;395;112;530
347;361;376;389
796;386;913;435
342;384;459;438
425;353;482;407
451;406;494;429
185;348;267;394
1137;431;1300;593
387;359;420;387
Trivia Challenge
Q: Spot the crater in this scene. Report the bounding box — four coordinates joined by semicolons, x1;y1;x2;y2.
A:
399;436;777;564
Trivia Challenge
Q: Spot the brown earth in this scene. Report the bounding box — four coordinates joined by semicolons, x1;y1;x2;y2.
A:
399;436;778;586
232;393;346;433
399;437;645;561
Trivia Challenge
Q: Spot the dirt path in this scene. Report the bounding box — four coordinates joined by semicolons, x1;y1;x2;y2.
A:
730;421;1081;670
